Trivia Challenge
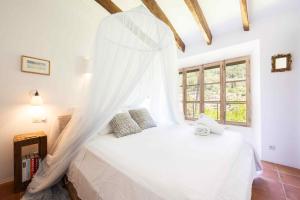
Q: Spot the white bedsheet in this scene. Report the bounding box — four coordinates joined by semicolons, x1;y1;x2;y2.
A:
68;125;259;200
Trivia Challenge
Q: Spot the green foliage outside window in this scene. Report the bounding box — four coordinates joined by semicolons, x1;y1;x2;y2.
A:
179;58;249;125
226;104;247;123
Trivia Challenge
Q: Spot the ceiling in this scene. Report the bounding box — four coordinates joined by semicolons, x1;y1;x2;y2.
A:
104;0;297;50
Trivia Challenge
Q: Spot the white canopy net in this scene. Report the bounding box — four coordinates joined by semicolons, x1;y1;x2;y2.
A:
24;6;183;198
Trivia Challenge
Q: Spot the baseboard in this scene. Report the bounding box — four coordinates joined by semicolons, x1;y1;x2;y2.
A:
0;176;13;185
262;159;300;169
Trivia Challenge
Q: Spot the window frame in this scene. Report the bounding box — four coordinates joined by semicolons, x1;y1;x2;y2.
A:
179;56;251;127
181;68;201;121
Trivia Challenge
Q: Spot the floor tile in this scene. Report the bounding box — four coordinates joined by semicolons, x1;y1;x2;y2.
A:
0;182;14;195
261;168;280;181
280;174;300;188
251;186;285;200
252;177;286;199
262;160;278;171
277;164;300;177
284;184;300;200
0;182;21;200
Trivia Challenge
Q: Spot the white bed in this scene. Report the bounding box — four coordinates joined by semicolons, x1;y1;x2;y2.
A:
67;124;259;200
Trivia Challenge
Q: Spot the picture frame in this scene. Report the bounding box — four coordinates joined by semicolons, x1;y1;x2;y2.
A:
21;56;50;75
271;53;292;72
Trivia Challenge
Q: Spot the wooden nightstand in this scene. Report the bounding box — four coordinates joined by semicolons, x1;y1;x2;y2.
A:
13;131;47;192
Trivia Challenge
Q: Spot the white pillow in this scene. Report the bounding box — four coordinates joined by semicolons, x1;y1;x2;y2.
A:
196;114;224;134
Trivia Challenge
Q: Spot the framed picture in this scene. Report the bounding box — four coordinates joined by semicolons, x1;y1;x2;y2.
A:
21;56;50;75
271;53;292;72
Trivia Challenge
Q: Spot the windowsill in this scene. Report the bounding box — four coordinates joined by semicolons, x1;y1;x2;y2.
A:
185;120;251;129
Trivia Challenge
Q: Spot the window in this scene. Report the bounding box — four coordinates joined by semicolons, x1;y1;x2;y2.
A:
203;65;221;121
179;56;251;126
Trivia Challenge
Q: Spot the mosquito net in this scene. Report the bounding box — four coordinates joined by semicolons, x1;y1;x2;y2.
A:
24;6;183;197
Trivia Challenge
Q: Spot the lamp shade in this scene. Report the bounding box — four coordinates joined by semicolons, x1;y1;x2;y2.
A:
31;90;43;106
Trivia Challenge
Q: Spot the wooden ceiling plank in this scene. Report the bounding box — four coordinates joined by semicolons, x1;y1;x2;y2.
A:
240;0;250;31
94;0;122;14
141;0;185;52
184;0;212;45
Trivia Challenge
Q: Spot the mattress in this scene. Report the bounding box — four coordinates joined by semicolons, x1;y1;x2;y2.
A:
67;124;258;200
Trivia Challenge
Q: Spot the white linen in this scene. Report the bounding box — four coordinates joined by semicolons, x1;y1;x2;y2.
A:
196;114;224;134
68;125;259;200
194;124;211;136
26;6;183;194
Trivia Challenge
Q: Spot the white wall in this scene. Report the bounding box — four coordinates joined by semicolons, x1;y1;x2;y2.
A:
179;4;300;168
296;25;300;168
0;0;106;183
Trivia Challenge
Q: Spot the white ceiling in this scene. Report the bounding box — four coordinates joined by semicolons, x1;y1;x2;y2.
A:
111;0;298;50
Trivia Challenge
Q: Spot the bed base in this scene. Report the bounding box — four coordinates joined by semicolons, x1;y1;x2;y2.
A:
64;176;81;200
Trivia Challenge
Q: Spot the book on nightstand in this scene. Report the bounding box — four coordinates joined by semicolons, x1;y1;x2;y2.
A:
21;157;27;182
21;153;41;183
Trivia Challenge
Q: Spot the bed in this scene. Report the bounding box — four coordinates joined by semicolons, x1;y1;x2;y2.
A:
67;124;259;200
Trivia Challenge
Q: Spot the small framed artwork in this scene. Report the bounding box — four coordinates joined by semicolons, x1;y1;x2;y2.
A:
21;56;50;75
271;53;292;72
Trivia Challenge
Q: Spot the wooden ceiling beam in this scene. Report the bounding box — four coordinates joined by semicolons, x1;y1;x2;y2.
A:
94;0;122;14
184;0;212;45
141;0;185;52
240;0;250;31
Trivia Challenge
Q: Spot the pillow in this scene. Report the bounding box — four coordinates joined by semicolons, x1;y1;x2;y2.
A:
110;112;142;138
196;113;224;134
128;108;157;130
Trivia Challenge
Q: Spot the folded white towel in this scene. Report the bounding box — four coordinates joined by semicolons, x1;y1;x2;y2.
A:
194;124;211;136
196;114;224;134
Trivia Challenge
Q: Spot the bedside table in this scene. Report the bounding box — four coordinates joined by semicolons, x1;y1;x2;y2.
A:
13;131;47;192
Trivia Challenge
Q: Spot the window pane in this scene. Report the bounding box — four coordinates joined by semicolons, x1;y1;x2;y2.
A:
226;81;246;101
186;71;199;85
226;103;246;123
204;103;220;120
226;62;246;81
204;67;220;83
186;103;200;119
204;83;220;101
186;85;200;101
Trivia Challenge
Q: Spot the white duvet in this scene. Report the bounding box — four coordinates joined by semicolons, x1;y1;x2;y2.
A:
68;125;260;200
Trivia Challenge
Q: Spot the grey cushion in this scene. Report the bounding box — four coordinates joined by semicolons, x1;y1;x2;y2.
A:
110;112;142;138
129;109;157;130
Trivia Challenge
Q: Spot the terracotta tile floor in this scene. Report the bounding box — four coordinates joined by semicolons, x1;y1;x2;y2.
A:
0;181;22;200
252;161;300;200
1;161;300;200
